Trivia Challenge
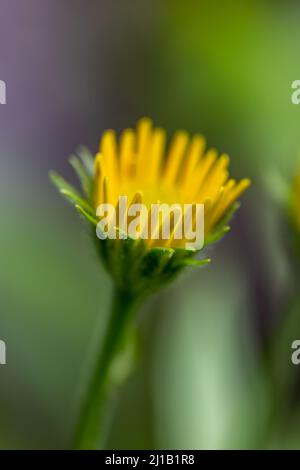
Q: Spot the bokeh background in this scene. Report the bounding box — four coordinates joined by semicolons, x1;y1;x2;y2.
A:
1;0;300;449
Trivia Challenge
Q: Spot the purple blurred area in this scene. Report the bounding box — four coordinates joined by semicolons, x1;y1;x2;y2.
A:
0;0;163;169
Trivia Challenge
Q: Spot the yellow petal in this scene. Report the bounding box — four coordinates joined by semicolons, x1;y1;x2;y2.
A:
181;134;206;194
163;131;189;185
147;128;166;183
136;117;152;179
120;128;135;179
100;130;119;185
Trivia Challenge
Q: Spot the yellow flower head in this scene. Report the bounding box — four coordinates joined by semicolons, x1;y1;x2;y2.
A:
94;117;250;248
50;118;250;295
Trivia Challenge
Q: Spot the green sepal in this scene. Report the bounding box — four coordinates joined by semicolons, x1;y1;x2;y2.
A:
140;247;174;279
218;201;240;228
69;154;94;200
49;170;94;214
59;188;93;213
49;170;80;198
205;201;240;246
75;146;95;177
75;204;98;225
264;168;290;207
206;225;230;245
180;257;211;267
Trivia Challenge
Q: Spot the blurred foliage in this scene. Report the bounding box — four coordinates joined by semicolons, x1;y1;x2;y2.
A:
1;0;300;449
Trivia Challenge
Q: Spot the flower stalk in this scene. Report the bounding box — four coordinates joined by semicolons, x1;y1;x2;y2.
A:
74;287;139;449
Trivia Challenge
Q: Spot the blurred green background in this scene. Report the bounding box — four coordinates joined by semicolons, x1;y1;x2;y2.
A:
1;0;300;449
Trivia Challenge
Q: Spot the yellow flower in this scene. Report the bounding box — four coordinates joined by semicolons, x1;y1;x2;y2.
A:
50;117;250;294
94;117;250;248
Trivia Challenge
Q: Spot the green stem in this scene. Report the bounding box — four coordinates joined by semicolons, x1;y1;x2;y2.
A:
74;287;138;449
